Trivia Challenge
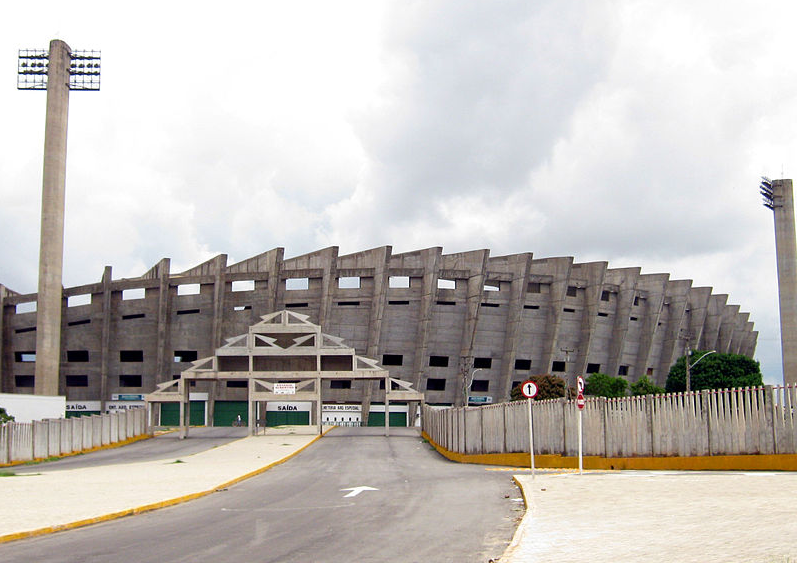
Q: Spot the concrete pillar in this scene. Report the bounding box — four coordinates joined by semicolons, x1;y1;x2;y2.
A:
361;246;392;426
771;179;797;384
34;39;71;396
99;267;112;410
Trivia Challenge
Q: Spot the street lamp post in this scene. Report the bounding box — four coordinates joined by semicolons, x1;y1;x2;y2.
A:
464;368;483;405
685;350;716;392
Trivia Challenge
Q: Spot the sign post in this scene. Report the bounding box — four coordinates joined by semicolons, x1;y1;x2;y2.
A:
521;380;538;478
576;376;585;475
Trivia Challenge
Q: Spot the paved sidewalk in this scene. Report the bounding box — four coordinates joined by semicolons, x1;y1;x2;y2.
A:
505;470;797;563
0;427;324;541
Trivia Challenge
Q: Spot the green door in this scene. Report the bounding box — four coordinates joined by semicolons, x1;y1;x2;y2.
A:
213;401;248;426
366;411;407;427
265;410;310;426
160;401;206;426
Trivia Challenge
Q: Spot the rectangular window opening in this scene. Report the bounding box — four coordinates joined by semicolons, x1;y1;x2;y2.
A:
527;282;541;293
231;280;255;292
177;283;200;296
436;300;456;306
618;365;629;376
426;378;446;391
338;276;360;289
15;327;36;334
66;375;89;387
15;351;36;362
68;318;92;326
523;305;540;310
67;350;90;362
122;288;145;301
429;355;449;367
566;286;578;297
382;354;403;366
563;307;576;313
15;375;34;388
473;357;492;369
389;276;410;288
484;283;499;292
586;363;601;374
119;374;142;387
15;302;36;314
514;359;531;370
67;294;91;307
226;380;248;388
330;379;352;389
120;350;144;362
336;301;360;306
630;316;638;321
174;350;198;363
551;360;566;372
481;303;500;308
233;305;252;311
389;300;410;305
437;278;455;290
285;303;309;308
598;312;609;317
121;313;145;320
471;379;489;392
177;309;200;315
600;290;611;302
286;277;309;291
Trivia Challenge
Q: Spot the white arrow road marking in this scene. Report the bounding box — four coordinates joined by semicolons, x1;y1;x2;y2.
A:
340;486;379;498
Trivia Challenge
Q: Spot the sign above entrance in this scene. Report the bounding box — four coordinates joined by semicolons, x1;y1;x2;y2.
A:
274;383;296;395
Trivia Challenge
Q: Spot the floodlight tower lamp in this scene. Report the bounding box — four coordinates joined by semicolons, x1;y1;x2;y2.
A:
17;39;101;396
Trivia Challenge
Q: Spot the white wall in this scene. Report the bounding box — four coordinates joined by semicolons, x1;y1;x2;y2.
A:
0;393;66;423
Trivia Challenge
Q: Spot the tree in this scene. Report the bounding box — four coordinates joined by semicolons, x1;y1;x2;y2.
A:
0;407;14;424
510;374;570;401
629;375;665;396
584;372;628;398
665;351;763;392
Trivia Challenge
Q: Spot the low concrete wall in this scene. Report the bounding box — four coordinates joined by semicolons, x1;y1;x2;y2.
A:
0;408;148;465
423;385;797;459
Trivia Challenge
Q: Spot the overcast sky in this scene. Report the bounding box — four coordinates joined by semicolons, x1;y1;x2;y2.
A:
1;1;795;385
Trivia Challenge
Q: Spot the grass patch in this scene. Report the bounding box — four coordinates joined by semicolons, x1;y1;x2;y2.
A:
170;459;185;464
23;456;61;466
0;470;16;477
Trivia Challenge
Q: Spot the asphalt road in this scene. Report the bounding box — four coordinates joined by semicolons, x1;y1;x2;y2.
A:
0;427;521;562
13;426;250;472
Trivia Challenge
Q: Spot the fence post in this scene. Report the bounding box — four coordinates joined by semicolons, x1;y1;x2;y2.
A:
601;397;609;458
645;395;654;456
701;390;711;456
560;398;568;456
764;385;777;454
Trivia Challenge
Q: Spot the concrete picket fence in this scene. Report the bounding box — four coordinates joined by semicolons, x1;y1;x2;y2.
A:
0;408;148;465
422;385;797;458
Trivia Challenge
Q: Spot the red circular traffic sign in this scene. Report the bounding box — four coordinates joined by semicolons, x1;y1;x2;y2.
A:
576;394;586;410
521;380;538;399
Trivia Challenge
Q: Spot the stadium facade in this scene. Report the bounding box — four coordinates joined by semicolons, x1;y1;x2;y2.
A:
0;246;757;421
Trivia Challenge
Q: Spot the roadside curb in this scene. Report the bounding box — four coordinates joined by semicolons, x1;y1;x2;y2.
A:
421;431;797;472
0;427;333;545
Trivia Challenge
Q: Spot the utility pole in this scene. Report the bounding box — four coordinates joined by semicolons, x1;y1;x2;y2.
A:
18;40;101;396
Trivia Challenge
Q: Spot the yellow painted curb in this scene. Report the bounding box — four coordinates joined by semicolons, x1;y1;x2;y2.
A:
0;428;333;545
421;431;797;472
0;433;154;468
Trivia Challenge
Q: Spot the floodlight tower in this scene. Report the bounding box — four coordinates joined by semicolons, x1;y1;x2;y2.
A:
18;40;101;396
760;177;797;385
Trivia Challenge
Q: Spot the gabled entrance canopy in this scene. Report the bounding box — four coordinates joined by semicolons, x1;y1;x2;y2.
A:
145;310;424;437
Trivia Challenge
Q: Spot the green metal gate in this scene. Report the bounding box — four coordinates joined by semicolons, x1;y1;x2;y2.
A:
160;401;206;426
367;411;407;427
265;410;310;426
213;401;248;426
